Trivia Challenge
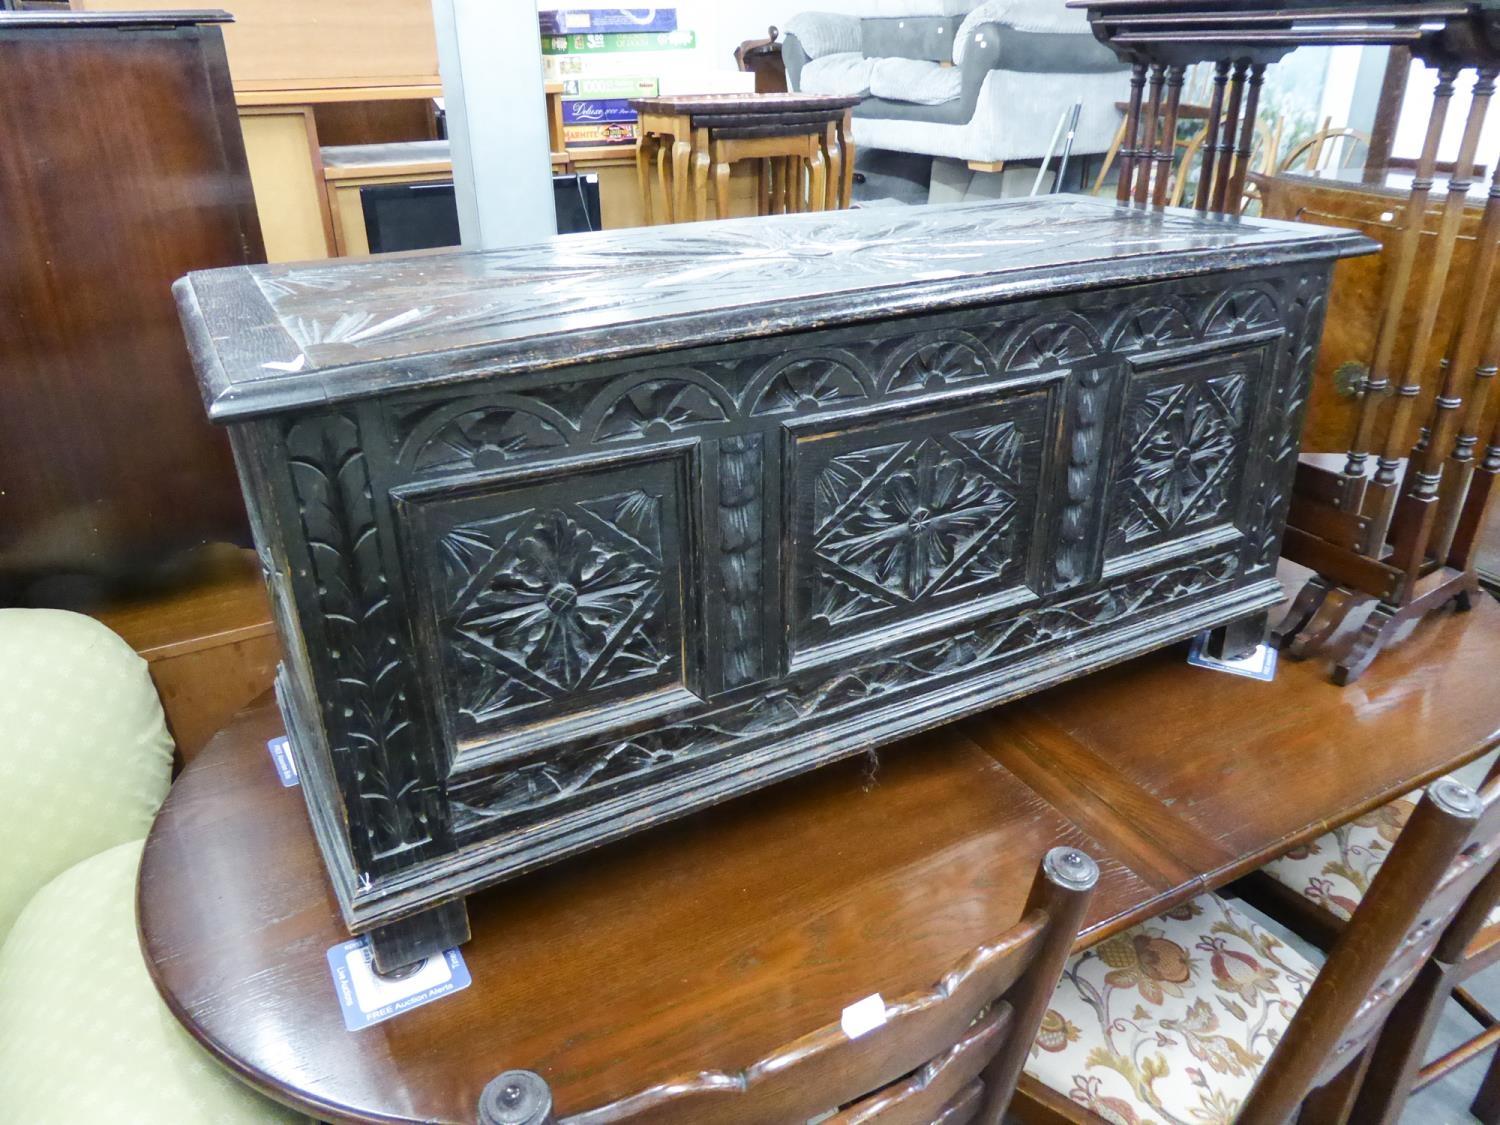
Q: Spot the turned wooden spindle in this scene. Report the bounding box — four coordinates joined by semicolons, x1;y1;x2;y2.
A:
1225;63;1266;211
1367;68;1494;550
1450;388;1500;572
1152;65;1186;207
1134;64;1166;205
1212;61;1250;214
1117;62;1148;203
1195;59;1231;212
1342;66;1459;495
1431;155;1500;561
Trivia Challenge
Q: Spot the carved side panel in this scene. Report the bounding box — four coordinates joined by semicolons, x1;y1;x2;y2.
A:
786;390;1051;658
283;413;449;874
1254;272;1329;572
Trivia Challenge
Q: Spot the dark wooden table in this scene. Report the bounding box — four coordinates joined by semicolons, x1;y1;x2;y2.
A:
138;589;1500;1123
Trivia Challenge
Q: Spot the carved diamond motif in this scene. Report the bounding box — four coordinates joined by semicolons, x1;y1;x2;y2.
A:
811;423;1026;626
1116;372;1246;546
440;490;672;725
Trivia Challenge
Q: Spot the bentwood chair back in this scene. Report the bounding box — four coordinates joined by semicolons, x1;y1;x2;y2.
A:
476;847;1099;1125
1239;777;1500;1121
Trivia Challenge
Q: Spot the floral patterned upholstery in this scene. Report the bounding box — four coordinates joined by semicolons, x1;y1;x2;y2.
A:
1025;893;1319;1125
1260;791;1422;922
1260;787;1500;931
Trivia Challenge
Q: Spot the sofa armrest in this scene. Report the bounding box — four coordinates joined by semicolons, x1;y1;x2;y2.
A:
0;610;173;942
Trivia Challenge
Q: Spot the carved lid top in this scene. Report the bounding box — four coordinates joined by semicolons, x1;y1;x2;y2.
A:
175;195;1372;422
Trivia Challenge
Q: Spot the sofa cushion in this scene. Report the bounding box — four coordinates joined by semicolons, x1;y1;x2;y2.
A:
801;51;877;97
954;0;1124;73
0;841;306;1123
784;12;863;59
869;57;963;106
863;16;961;62
0;609;174;942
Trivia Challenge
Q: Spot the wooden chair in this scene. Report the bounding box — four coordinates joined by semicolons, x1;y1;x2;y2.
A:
1278;124;1371;177
1238;761;1500;1123
474;847;1099;1125
1013;778;1499;1124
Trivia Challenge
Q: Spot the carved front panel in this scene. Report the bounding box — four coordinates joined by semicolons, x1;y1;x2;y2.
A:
1105;341;1270;565
788;388;1051;661
397;451;698;762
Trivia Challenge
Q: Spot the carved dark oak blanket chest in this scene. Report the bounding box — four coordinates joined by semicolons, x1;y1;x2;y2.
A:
175;196;1371;968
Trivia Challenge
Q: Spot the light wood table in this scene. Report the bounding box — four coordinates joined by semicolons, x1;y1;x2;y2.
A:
138;573;1500;1120
631;92;859;224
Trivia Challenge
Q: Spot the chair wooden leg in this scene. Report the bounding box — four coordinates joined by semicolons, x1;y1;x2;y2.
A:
784;156;801;212
757;157;771;215
1474;1047;1500;1124
1299;1044;1374;1124
1351;959;1454;1125
1094;117;1127;195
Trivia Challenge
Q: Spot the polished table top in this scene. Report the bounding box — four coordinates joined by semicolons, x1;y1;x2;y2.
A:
138;592;1500;1123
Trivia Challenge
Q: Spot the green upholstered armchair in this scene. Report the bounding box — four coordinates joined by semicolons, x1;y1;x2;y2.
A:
0;609;302;1122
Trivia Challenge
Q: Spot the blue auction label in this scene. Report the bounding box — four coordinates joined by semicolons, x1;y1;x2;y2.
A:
326;937;472;1031
267;736;300;787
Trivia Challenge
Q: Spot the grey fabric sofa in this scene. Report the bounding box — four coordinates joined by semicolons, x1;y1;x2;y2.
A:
783;0;1129;168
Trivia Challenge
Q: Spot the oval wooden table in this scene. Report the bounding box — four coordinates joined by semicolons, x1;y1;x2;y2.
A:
138;587;1500;1123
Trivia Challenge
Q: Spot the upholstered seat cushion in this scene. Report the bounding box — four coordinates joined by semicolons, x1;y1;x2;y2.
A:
1026;893;1319;1124
0;840;305;1123
801;51;877;97
1260;790;1423;921
1261;788;1500;930
868;57;963;105
0;609;174;939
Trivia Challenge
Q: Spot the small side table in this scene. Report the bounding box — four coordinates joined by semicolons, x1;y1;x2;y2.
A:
631;92;859;223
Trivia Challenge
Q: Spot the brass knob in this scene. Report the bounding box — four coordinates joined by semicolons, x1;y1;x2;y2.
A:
1333;360;1369;399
